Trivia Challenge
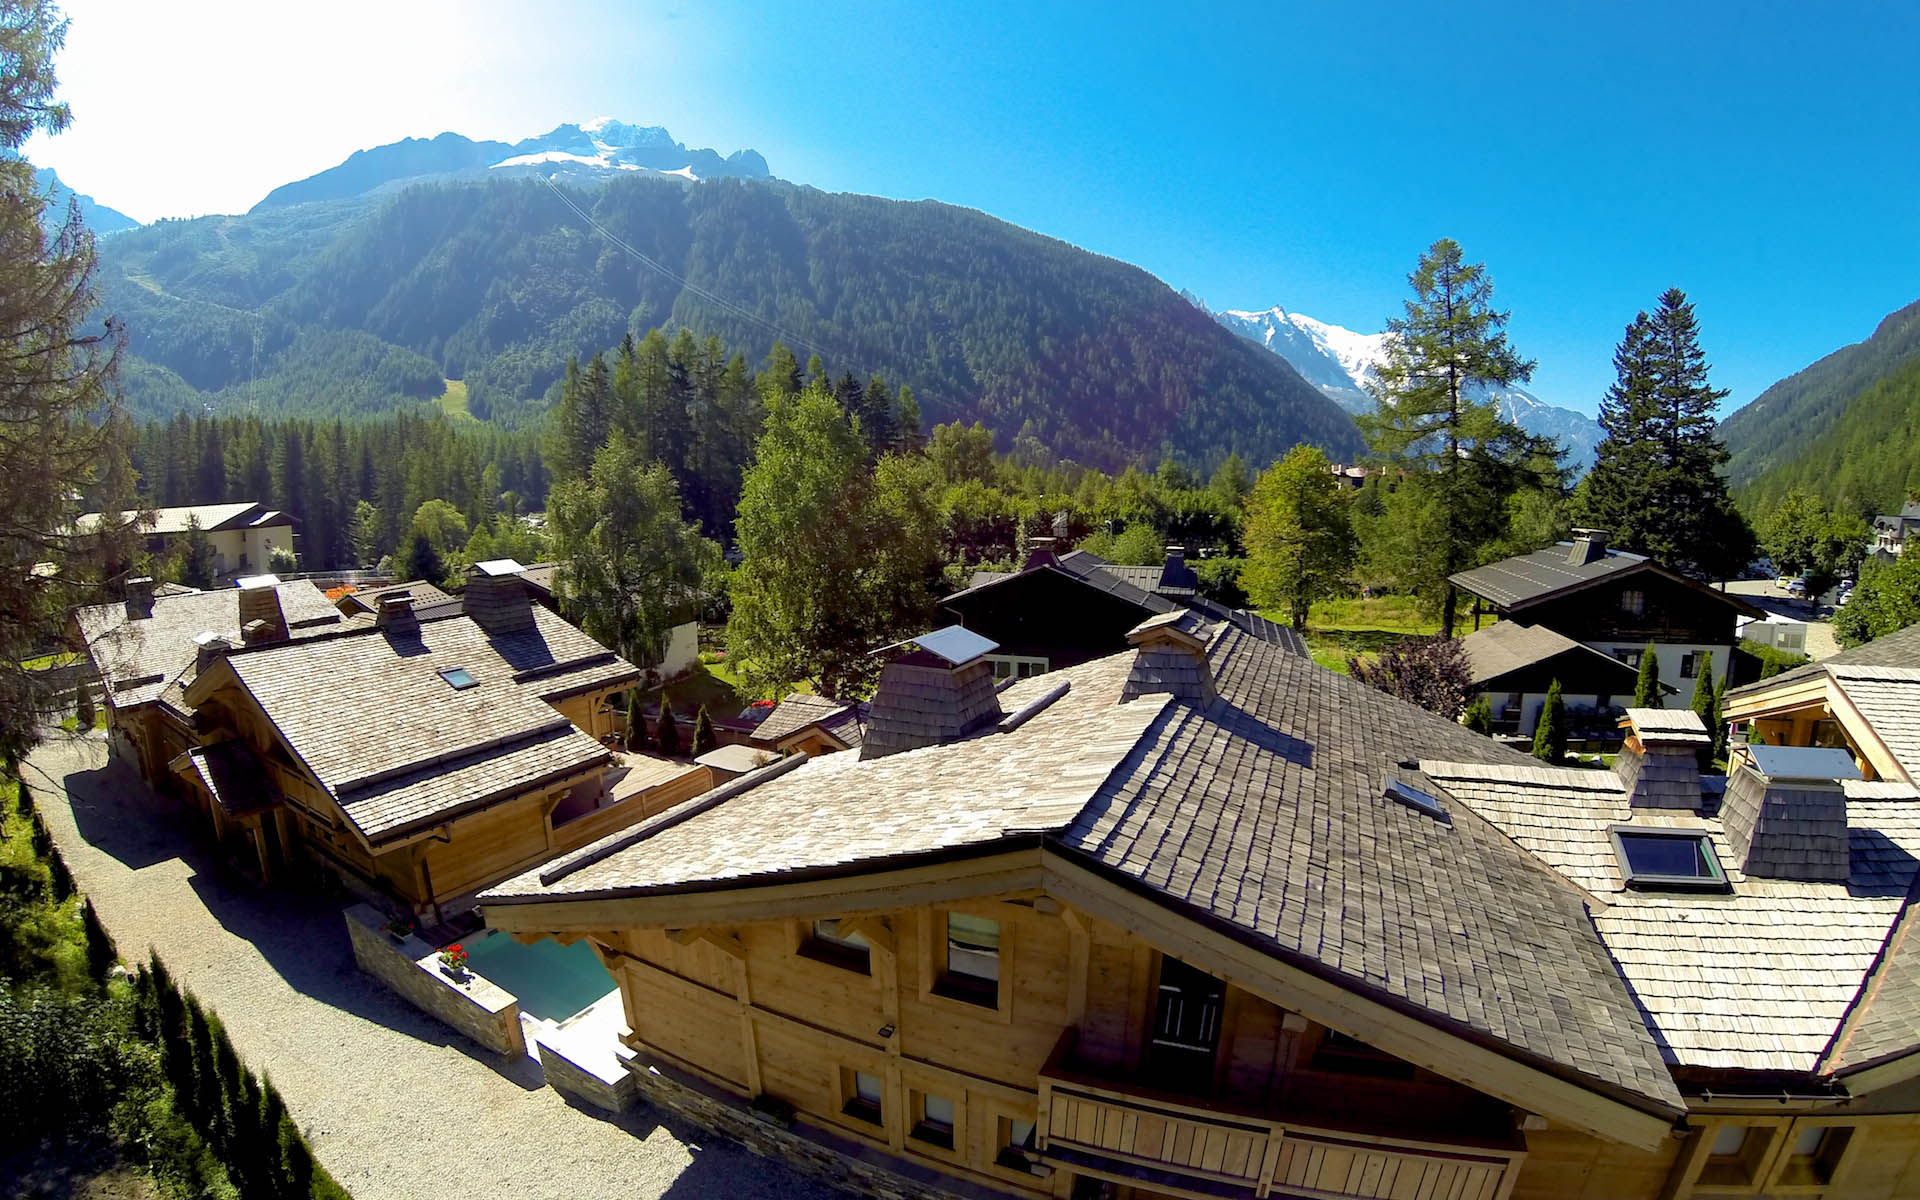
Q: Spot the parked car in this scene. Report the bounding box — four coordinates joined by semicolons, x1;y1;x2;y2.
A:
1785;577;1808;598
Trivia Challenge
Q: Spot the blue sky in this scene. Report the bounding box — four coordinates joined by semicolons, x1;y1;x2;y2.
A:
27;1;1920;417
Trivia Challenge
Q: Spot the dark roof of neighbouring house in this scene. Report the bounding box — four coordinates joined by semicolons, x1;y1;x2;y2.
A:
1451;543;1765;619
488;621;1682;1116
752;693;868;750
188;605;636;842
335;580;454;616
75;581;348;709
1459;622;1652;691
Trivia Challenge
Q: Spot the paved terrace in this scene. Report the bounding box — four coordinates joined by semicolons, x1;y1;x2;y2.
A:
24;736;841;1200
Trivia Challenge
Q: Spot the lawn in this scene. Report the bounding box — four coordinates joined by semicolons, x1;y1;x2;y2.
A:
19;651;82;671
435;378;478;422
1284;594;1445;675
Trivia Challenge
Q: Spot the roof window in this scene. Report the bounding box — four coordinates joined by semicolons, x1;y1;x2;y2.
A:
1610;826;1729;891
438;666;477;690
1385;779;1448;823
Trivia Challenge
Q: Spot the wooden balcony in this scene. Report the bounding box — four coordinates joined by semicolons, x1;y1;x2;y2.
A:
1036;1031;1525;1200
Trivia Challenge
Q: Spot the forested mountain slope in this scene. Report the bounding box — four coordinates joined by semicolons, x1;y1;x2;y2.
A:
1720;296;1920;490
97;175;1360;469
1736;352;1920;516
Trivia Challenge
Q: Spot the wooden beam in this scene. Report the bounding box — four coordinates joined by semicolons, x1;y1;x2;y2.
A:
844;914;896;956
1040;853;1681;1152
1060;907;1090;1029
666;926;745;958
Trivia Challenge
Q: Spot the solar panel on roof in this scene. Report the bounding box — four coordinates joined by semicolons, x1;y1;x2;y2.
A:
1747;744;1863;781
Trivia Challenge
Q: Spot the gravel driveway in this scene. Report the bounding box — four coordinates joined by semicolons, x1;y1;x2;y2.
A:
25;736;844;1200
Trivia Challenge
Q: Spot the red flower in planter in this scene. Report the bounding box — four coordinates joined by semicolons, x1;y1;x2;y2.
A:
438;943;469;974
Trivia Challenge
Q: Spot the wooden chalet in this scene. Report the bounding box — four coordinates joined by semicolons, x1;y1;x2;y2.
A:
1722;620;1920;785
478;611;1920;1200
750;693;869;756
1459;621;1667;739
1451;530;1763;692
943;544;1302;681
78;562;706;917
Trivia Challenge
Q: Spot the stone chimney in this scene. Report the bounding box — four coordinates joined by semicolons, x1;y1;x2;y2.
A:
464;559;535;635
124;576;155;621
375;591;419;634
861;626;1003;759
1720;745;1859;882
193;631;231;676
1120;610;1216;706
236;580;287;643
1614;708;1709;809
1023;537;1059;570
1567;528;1610;566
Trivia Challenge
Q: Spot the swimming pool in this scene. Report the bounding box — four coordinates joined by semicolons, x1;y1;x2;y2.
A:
461;929;617;1023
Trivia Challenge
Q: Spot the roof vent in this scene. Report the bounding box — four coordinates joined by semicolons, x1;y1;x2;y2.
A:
1567;528;1610;565
1720;745;1859;882
464;559;535;635
237;578;287;643
1120;610;1216;705
124;576;155;621
861;626;1003;759
1615;708;1708;809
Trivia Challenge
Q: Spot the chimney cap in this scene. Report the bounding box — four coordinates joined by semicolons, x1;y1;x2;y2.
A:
128;575;154;589
235;574;281;590
1743;744;1862;783
1620;708;1709;744
871;625;998;667
469;558;526;577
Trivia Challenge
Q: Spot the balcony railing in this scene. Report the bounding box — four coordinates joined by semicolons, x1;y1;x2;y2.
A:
1036;1031;1525;1200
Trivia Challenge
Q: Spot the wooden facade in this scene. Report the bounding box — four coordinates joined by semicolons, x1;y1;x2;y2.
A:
941;569;1161;674
493;879;1920;1200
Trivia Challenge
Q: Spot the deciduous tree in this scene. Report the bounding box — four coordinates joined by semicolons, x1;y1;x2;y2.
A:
1832;553;1920;647
1348;637;1471;720
1242;445;1357;629
1760;489;1869;599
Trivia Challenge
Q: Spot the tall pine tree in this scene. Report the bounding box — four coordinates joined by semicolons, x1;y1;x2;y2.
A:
1578;290;1754;579
1359;238;1544;636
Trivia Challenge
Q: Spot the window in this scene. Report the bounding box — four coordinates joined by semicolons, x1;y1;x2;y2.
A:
1385;778;1448;822
1680;652;1699;679
1620;589;1646;618
988;655;1049;682
437;666;477;690
997;1116;1038;1170
911;1091;956;1149
1610;827;1729;891
1614;648;1643;668
1776;1124;1853;1188
842;1069;884;1125
803;918;871;973
1698;1123;1775;1188
939;913;1000;1004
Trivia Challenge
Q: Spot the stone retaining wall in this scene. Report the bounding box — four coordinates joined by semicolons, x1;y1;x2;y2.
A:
344;904;525;1057
537;1037;637;1113
626;1049;1000;1200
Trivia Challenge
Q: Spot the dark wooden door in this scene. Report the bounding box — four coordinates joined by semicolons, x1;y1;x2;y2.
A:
1147;956;1225;1090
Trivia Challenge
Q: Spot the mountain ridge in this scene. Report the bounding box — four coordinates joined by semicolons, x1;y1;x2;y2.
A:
251;118;772;212
1212;304;1604;470
32;165;140;235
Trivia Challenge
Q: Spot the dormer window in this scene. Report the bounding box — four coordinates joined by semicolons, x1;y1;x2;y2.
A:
438;666;477;690
1610;826;1729;891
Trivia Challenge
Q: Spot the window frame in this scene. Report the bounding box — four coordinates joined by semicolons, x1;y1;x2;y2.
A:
437;665;478;690
909;1088;958;1151
995;1112;1041;1173
799;917;872;975
1609;825;1731;892
921;907;1015;1020
1763;1119;1859;1193
839;1066;886;1127
1620;588;1647;618
936;911;1002;1006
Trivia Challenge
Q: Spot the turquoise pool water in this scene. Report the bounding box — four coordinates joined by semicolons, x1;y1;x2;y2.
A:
462;930;617;1022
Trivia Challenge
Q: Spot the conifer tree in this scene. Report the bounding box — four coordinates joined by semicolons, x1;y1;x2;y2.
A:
1359;238;1544;636
894;385;923;453
656;696;680;756
1578;290;1753;579
1711;672;1729;764
1633;641;1662;708
81;898;115;982
73;681;93;730
1463;693;1494;736
690;705;716;758
184;994;219;1126
623;687;646;752
1533;679;1567;763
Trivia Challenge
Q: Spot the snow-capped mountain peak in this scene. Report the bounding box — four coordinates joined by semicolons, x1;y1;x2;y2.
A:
1215;303;1604;470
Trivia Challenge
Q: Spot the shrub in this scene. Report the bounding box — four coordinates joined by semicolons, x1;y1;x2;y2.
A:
1348;637;1470;720
656;696;681;756
1463;694;1494;736
690;706;717;758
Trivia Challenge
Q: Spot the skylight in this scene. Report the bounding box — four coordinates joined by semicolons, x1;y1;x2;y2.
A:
1610;827;1729;891
1385;779;1448;822
438;666;477;690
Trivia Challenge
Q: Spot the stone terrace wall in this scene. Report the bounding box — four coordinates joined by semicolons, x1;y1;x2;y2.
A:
344;903;525;1057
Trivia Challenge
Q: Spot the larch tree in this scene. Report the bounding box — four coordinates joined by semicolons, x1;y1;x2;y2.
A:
1359;238;1543;636
1241;445;1357;630
0;0;140;760
1578;290;1754;579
